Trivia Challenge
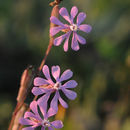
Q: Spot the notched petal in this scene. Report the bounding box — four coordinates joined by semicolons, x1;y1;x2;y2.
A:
51;120;63;129
77;12;86;25
34;77;49;86
71;33;80;51
62;88;77;100
78;24;92;33
32;87;47;96
71;6;78;21
61;80;78;89
50;26;65;36
59;69;73;82
47;92;59;117
50;16;64;26
59;7;71;23
51;65;60;81
76;33;86;45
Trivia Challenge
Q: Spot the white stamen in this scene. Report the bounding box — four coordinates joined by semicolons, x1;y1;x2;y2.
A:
54;82;61;90
70;24;78;31
42;120;51;127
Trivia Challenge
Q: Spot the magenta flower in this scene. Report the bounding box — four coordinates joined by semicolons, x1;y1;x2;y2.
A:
32;65;77;116
19;101;63;130
50;6;92;51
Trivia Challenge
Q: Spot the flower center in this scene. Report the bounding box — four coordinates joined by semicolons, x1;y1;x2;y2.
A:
70;24;78;31
42;120;51;127
53;82;61;90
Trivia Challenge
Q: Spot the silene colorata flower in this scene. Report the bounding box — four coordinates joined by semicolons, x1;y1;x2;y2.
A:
32;65;77;116
19;101;63;130
50;6;92;51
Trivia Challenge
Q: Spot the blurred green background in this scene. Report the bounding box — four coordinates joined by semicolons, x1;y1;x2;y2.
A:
0;0;130;129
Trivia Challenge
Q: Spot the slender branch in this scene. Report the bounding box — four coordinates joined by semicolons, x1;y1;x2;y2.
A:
8;67;35;130
26;2;60;112
8;101;25;130
49;0;63;6
8;37;54;130
8;1;61;130
38;37;54;71
12;104;27;130
8;39;54;130
26;38;54;113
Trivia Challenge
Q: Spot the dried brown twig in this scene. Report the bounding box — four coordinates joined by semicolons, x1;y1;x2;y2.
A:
8;0;62;129
49;0;63;6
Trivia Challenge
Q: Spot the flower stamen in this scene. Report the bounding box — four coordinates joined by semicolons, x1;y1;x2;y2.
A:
54;82;61;90
70;24;78;31
42;120;51;127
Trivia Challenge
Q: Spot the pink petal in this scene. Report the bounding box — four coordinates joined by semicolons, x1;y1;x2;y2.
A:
50;26;66;36
24;112;42;122
38;93;51;117
30;101;39;115
54;32;69;46
22;127;35;130
61;80;78;89
19;118;34;126
47;92;58;117
78;24;92;33
71;6;78;22
32;87;49;96
42;65;54;84
51;120;63;129
71;32;80;51
62;88;77;100
24;112;36;118
59;7;71;23
59;69;73;82
50;16;64;26
48;127;54;130
41;127;45;130
34;77;49;86
77;12;86;26
63;31;71;52
76;33;86;45
58;95;68;108
51;65;60;81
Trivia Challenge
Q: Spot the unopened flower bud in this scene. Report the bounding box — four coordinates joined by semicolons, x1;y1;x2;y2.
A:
17;66;35;103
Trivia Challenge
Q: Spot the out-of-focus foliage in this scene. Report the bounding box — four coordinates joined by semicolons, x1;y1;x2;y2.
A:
0;0;130;129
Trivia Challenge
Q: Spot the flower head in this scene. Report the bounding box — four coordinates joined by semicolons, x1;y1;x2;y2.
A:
32;65;77;116
19;101;63;130
50;6;92;51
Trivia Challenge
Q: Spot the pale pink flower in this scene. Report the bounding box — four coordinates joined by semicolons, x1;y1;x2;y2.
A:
50;6;92;51
19;101;63;130
32;65;77;116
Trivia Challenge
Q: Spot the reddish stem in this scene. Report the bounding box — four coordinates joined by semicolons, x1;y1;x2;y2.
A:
8;1;60;130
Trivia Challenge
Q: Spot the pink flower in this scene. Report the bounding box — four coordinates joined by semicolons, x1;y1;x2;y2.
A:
19;101;63;130
50;6;92;51
32;65;77;116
